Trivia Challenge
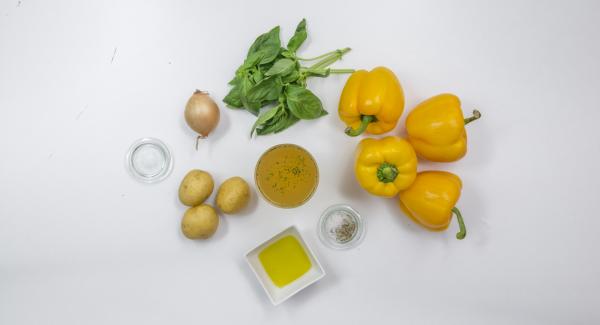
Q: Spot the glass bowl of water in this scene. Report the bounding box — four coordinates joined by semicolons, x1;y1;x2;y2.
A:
126;138;173;183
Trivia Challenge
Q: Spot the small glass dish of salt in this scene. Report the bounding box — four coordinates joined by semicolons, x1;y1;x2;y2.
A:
318;204;365;250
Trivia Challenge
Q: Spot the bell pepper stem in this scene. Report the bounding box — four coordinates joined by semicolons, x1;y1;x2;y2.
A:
452;207;467;240
464;109;481;125
376;162;399;183
345;115;374;136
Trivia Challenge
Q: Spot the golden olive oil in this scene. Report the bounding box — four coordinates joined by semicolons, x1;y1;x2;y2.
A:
255;144;318;208
258;235;312;287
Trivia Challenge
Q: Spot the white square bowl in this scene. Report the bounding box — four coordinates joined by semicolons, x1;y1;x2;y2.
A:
245;225;326;305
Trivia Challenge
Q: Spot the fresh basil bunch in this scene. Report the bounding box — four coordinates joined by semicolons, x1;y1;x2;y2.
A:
223;19;353;136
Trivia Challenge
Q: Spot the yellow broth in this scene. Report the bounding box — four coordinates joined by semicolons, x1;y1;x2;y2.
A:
255;144;318;208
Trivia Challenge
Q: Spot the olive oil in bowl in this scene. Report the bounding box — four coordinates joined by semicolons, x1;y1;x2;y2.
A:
259;235;312;287
245;226;326;305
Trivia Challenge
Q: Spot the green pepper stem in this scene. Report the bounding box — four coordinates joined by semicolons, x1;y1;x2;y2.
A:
345;115;374;136
452;207;467;240
376;162;399;183
464;109;481;125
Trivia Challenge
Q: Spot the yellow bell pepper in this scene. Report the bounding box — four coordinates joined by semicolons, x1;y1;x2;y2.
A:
354;136;417;197
406;93;481;162
398;171;467;240
339;66;404;136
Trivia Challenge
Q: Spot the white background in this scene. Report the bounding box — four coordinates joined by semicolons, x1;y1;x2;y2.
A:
1;0;599;324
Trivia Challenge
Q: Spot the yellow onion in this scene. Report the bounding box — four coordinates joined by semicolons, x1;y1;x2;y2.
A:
185;90;220;149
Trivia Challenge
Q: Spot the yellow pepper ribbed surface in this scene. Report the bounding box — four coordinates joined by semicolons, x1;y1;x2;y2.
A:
354;136;417;197
406;93;481;162
398;171;467;239
339;67;404;136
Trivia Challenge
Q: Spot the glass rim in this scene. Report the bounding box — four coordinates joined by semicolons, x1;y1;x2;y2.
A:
318;204;366;250
125;137;173;183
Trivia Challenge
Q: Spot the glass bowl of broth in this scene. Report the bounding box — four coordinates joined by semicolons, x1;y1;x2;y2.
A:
255;144;319;208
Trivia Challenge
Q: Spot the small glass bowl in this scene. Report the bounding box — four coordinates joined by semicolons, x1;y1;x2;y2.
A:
126;138;173;183
318;204;365;250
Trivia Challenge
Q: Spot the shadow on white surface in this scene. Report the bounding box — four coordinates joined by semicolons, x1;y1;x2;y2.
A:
338;155;368;201
212;212;230;241
237;257;274;312
383;183;490;246
282;260;338;309
205;104;232;155
459;110;494;170
460;181;490;246
383;196;452;244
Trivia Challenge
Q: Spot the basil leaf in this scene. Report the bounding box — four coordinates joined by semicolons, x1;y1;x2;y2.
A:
256;107;285;135
246;105;260;116
281;50;294;58
223;86;243;108
251;105;282;136
239;77;261;115
247;77;282;104
287;19;307;53
257;109;300;136
247;26;281;65
241;52;263;70
273;111;299;133
252;69;264;83
228;75;241;86
265;58;295;77
257;61;274;76
256;126;273;136
285;85;327;119
281;69;300;83
256;120;280;135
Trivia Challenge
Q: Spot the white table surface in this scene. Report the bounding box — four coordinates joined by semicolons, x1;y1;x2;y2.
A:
2;0;600;324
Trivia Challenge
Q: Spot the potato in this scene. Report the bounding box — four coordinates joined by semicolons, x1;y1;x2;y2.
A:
216;176;250;214
178;170;214;206
181;204;219;239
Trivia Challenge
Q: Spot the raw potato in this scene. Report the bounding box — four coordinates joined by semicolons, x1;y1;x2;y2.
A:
181;204;219;239
216;176;251;214
178;170;214;206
